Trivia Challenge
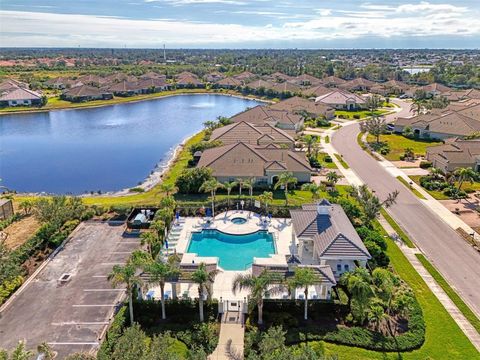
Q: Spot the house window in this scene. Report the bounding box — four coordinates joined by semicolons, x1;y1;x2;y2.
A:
11;101;17;105
336;264;342;272
344;264;350;272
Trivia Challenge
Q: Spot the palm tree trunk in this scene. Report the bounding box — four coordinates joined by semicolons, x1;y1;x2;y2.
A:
160;283;166;320
458;177;464;191
227;189;230;207
258;299;264;325
285;184;288;206
128;291;134;326
199;296;204;322
304;288;308;320
211;190;215;217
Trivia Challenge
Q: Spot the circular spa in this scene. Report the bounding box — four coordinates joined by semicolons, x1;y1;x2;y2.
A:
231;217;247;225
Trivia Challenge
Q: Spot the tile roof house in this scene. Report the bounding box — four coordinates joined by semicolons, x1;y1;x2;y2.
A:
108;80;145;96
269;96;335;120
61;85;113;102
421;82;452;96
233;71;257;83
290;199;371;279
315;90;366;110
136;78;170;93
426;138;480;173
210;121;295;148
321;76;347;88
394;107;480;139
230;105;304;131
266;72;293;83
290;74;323;87
301;85;332;98
339;77;376;91
214;77;242;89
197;141;312;185
204;71;225;83
245;79;276;90
139;71;166;81
270;81;302;95
175;72;204;88
0;87;43;107
77;74;108;87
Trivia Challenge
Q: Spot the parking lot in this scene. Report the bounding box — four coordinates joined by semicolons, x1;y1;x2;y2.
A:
0;221;140;358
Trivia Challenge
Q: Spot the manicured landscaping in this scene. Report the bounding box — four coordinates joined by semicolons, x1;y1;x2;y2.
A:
317;152;338;169
366;133;442;161
379;208;415;248
335;109;388;119
415;253;480;334
334;153;349;169
396;176;427;200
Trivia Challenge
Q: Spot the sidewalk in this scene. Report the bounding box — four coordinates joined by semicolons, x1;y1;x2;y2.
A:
325;121;480;351
209;322;244;360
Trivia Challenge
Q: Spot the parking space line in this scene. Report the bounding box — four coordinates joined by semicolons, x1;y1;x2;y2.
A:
120;241;141;244
110;251;132;254
72;304;117;307
48;342;99;346
100;262;125;265
92;275;108;278
83;289;124;292
51;321;110;326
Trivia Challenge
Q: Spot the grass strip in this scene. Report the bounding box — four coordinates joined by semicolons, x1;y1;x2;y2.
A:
415;253;480;334
396;176;427;200
334;153;349;169
379;208;416;248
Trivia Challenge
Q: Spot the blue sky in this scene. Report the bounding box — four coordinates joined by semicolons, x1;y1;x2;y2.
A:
1;0;479;48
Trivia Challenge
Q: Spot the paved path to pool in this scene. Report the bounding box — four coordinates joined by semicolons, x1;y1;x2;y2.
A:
209;322;244;360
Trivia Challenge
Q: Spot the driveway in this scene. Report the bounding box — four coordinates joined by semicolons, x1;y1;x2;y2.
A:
0;221;140;358
331;99;480;317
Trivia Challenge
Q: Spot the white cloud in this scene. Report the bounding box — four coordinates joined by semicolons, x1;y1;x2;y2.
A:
1;1;479;48
146;0;247;4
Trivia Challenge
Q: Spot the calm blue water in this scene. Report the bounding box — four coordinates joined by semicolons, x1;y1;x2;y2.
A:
188;230;275;270
0;95;262;194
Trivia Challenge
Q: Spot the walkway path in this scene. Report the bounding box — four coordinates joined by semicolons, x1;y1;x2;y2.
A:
209;319;244;360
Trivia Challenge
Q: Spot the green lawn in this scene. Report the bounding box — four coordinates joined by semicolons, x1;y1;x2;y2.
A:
334;153;349;169
380;208;416;248
317;152;338;169
396;176;427;200
366;134;443;161
416;253;480;334
409;175;452;200
321;221;480;359
335;109;388;119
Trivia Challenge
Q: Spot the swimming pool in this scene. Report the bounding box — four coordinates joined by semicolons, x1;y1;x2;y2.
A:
187;230;275;270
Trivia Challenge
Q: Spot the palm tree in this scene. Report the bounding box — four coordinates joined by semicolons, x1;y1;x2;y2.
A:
9;341;33;360
37;342;55;360
160;183;177;196
326;171;339;186
454;167;477;190
341;268;374;324
243;177;256;206
258;191;273;214
368;304;386;332
199;179;224;217
274;172;298;206
140;231;158;257
232;270;283;325
288;267;317;320
144;259;180;320
108;263;143;326
301;183;324;200
191;263;220;322
236;178;245;197
302;135;318;156
223;181;237;208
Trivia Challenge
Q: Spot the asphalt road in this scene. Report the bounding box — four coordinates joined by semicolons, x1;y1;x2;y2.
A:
332;99;480;317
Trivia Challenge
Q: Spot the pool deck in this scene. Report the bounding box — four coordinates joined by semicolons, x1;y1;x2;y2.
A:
153;211;295;300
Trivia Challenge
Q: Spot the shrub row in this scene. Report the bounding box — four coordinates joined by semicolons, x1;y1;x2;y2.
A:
0;213;22;231
97;306;127;360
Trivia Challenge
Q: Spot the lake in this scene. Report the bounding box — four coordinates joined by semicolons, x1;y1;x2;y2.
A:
0;94;262;194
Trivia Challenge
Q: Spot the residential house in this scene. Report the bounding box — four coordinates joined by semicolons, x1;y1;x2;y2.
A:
370;80;409;96
44;77;80;90
266;72;293;83
108;80;144;96
0;87;43;107
289;199;371;279
61;85;113;102
315;90;366;111
214;77;242;89
394;109;480;139
270;82;302;95
301;85;332;98
321;76;347;88
339;77;376;92
269;96;335;120
139;71;166;80
175;72;203;88
136;78;170;93
245;79;275;91
290;74;323;87
233;71;256;83
205;71;225;83
197;142;312;185
210;121;295;148
104;73;138;84
77;74;108;87
230;105;304;131
426;138;480;173
421;82;452;97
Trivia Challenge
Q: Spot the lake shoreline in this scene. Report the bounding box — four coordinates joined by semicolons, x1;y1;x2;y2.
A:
0;90;273;116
